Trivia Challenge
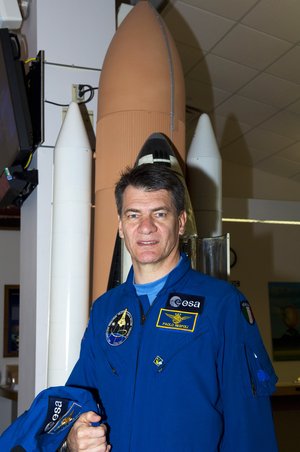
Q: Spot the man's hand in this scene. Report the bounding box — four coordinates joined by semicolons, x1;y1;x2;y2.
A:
66;411;111;451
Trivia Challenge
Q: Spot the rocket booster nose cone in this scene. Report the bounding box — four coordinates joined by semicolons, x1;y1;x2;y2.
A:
187;113;221;161
186;113;222;237
55;102;91;150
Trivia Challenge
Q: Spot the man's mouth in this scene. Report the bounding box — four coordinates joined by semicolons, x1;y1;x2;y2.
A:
138;240;158;246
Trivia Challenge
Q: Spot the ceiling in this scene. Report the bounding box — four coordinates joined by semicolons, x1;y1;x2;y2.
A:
158;0;300;186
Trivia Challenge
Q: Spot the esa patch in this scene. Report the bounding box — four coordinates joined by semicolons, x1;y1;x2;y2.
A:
241;300;255;325
166;293;204;313
43;397;82;434
156;308;198;332
106;308;133;346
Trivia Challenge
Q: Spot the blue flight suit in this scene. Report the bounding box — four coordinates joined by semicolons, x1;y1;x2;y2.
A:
67;254;278;451
0;386;101;451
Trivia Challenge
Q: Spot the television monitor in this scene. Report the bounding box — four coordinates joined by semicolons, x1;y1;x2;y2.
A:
27;49;44;152
0;28;40;175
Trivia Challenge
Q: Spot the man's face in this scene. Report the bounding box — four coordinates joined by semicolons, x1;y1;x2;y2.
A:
118;186;186;273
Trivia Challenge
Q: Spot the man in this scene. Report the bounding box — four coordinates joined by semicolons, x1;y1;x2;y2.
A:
66;163;278;451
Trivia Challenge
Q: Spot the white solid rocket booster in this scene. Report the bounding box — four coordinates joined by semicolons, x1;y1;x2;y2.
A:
48;102;92;386
186;113;222;238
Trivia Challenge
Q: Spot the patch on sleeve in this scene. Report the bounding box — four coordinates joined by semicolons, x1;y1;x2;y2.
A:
241;300;255;325
43;397;82;434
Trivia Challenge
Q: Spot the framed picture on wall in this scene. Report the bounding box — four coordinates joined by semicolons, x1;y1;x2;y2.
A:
3;285;20;357
268;282;300;361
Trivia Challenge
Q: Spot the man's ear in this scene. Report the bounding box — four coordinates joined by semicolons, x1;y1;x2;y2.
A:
179;210;187;236
118;215;124;239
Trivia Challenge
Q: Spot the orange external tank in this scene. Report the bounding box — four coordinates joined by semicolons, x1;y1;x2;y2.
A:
93;0;186;299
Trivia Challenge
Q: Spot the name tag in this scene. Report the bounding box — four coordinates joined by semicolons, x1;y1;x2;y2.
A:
156;308;198;332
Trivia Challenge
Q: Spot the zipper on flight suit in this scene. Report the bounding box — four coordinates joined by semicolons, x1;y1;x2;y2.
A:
138;300;146;324
137;284;168;325
127;295;146;449
128;291;164;448
244;344;256;396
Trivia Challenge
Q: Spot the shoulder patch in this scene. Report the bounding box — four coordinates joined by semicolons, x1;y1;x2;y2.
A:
241;300;255;325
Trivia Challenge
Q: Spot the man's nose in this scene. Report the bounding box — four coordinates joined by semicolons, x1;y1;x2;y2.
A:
138;216;157;233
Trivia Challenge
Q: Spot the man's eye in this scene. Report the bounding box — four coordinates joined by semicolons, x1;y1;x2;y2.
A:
155;211;167;218
128;213;138;219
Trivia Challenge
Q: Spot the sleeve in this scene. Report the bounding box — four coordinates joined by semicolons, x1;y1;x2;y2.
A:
0;386;100;451
218;289;278;452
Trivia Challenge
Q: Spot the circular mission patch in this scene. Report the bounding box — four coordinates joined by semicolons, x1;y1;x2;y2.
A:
106;308;133;346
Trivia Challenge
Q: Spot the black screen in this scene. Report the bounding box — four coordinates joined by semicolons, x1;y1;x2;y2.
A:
0;29;33;174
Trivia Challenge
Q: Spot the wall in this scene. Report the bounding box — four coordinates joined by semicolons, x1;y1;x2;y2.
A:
223;160;300;202
0;396;17;435
225;219;300;383
0;230;20;385
223;217;300;452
